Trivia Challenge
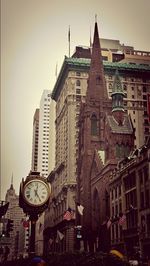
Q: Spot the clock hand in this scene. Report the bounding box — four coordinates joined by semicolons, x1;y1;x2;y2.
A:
34;190;41;202
36;193;41;202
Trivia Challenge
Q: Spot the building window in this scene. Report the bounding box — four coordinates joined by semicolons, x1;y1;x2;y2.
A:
96;75;101;85
76;72;81;76
111;190;114;200
145;189;150;207
76;80;81;86
109;83;112;89
112;205;114;216
144;167;148;183
76;95;81;102
139;170;143;184
147;214;150;232
91;114;98;136
144;119;148;125
76;88;81;94
119;186;121;196
119;201;122;213
123;84;127;91
140;192;144;209
145;127;149;133
115;187;117;198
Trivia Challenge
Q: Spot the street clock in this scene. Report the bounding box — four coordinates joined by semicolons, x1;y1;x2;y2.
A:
19;171;51;215
23;179;50;207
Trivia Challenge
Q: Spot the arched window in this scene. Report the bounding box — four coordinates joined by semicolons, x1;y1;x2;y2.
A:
91;114;98;135
116;143;122;158
76;79;81;86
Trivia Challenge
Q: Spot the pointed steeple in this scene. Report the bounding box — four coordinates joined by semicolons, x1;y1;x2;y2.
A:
112;69;125;125
86;21;108;101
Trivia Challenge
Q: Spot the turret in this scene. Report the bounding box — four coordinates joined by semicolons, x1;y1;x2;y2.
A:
111;69;125;125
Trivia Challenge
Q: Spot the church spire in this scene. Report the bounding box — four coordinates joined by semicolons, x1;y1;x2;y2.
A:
112;69;125;125
86;20;108;101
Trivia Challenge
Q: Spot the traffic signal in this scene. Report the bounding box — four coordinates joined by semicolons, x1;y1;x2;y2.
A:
6;219;14;237
75;225;82;239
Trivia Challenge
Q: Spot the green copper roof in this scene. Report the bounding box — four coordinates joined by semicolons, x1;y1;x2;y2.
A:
52;56;150;100
65;57;150;70
112;69;124;95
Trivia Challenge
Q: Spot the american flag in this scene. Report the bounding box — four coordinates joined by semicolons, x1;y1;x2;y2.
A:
118;214;126;226
63;208;75;221
107;219;112;229
77;204;84;216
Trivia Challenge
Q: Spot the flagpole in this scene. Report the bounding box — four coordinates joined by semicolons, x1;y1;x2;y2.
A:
68;25;70;57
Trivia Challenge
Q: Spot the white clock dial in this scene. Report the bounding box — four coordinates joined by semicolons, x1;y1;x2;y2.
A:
23;179;49;206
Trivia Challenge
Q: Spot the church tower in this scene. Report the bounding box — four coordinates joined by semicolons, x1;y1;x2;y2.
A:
105;69;134;162
77;21;109;252
77;22;134;253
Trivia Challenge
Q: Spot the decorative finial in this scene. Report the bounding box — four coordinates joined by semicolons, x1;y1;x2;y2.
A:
95;14;97;23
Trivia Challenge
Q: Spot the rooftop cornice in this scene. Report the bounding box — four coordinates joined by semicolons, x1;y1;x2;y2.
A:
51;57;150;101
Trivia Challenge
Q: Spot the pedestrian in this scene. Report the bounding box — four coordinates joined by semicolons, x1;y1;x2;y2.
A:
28;256;47;266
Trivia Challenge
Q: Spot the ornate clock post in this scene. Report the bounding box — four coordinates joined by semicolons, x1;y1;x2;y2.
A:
19;171;51;256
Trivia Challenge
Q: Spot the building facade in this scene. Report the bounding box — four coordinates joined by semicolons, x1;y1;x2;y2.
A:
44;26;150;254
109;139;150;260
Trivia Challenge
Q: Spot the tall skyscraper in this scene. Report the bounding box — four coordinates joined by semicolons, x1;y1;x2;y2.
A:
31;109;39;172
32;90;56;255
37;90;51;177
4;176;24;259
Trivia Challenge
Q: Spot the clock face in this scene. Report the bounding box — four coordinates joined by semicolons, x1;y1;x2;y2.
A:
23;179;49;206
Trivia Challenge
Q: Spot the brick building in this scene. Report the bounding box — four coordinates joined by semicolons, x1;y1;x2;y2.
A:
77;21;134;252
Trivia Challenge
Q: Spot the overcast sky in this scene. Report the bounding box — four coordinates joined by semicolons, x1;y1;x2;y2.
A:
1;0;150;200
